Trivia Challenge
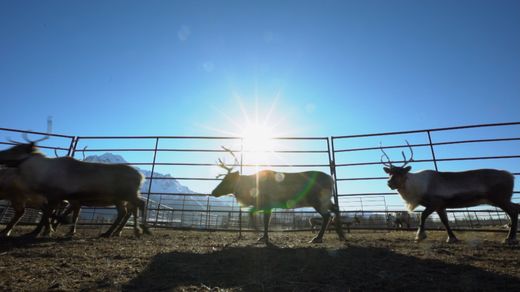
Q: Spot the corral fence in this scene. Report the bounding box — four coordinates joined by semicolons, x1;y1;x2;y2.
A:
1;121;519;233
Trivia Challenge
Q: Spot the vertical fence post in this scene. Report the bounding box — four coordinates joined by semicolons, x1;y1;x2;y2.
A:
426;131;438;171
69;137;80;158
238;138;244;238
328;137;341;216
67;136;78;157
205;196;210;229
145;138;160;226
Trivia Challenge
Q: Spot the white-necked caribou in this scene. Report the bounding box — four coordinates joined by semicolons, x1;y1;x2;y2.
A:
381;141;518;244
211;147;346;243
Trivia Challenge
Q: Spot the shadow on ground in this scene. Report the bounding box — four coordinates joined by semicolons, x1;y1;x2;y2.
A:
124;244;520;291
0;236;75;252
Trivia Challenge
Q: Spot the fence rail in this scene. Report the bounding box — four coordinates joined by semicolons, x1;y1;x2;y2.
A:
1;121;519;233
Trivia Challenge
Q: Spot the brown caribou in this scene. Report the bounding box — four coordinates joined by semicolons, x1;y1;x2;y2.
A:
211;147;346;243
51;147;149;237
0;136;150;238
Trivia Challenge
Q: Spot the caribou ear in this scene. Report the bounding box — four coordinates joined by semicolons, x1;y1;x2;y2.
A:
383;167;391;174
404;166;412;172
22;142;36;153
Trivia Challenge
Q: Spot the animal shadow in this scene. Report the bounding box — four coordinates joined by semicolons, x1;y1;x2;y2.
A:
124;245;520;291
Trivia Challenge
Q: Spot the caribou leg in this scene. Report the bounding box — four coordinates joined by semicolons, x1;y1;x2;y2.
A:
416;207;434;242
100;203;127;238
113;205;133;237
310;211;330;243
24;216;45;238
437;208;458;243
257;210;272;243
134;198;152;236
0;203;25;237
249;212;261;232
40;206;56;238
24;204;54;238
500;202;519;245
65;205;81;237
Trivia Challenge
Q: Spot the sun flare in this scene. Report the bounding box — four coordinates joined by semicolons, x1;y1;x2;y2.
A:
241;124;275;152
241;123;277;165
203;92;301;173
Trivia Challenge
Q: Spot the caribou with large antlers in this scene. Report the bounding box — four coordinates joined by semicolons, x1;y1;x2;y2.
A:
211;147;346;243
381;141;518;244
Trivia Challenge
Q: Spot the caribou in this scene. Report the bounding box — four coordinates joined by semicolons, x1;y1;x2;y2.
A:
211;147;346;243
50;148;149;237
386;211;411;229
381;141;518;244
0;133;151;238
309;214;360;234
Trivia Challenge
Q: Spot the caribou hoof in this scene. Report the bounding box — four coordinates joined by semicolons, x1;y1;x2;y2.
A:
446;237;459;243
141;225;152;235
0;231;11;238
257;236;269;243
415;232;427;242
99;232;112;238
309;237;323;243
503;238;519;245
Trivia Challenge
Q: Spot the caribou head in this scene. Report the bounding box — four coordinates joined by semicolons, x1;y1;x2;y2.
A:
380;140;414;190
211;146;240;197
0;118;53;167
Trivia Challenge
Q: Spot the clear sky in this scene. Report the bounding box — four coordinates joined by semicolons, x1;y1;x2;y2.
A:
1;0;519;138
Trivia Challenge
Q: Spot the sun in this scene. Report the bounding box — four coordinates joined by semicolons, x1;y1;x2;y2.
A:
240;123;277;165
201;91;301;172
241;123;275;152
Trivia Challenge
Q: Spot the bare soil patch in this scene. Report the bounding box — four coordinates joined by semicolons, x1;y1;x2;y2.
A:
0;227;519;291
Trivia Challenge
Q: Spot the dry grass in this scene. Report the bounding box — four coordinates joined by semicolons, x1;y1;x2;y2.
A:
0;227;519;291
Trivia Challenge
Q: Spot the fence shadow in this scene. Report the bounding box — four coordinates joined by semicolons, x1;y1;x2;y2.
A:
124;245;520;291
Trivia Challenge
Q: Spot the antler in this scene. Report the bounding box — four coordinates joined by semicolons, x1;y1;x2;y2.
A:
6;137;21;145
215;146;240;178
380;142;393;167
401;140;414;167
380;140;414;168
221;146;240;166
81;146;88;161
217;158;234;172
22;116;53;144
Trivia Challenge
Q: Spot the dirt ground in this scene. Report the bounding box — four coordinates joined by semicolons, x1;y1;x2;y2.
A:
0;227;519;291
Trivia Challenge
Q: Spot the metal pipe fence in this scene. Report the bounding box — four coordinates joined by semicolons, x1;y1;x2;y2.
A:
1;121;519;232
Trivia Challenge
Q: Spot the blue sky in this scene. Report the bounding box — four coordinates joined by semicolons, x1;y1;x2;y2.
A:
1;0;519;137
1;1;519;212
